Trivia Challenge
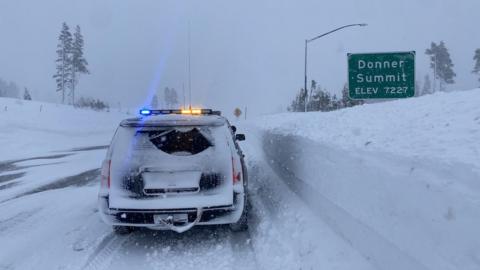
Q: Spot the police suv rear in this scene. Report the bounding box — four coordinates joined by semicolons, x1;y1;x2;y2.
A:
98;109;248;233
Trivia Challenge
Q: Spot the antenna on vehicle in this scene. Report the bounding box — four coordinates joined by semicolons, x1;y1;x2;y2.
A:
188;21;192;110
182;83;186;109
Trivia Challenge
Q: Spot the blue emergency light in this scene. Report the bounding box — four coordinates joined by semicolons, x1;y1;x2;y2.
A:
139;109;152;115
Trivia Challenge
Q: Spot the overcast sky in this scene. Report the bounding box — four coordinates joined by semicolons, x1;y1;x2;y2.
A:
1;0;479;116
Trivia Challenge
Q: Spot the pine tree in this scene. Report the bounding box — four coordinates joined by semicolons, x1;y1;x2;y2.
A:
0;79;20;98
0;78;5;97
309;80;317;109
308;89;321;111
341;84;363;108
308;88;334;112
341;84;351;107
288;88;306;112
164;87;171;108
151;94;159;108
319;90;331;112
331;94;341;111
70;25;89;105
307;80;317;111
298;88;307;111
422;74;432;95
164;87;179;108
169;88;178;107
53;22;73;104
23;88;32;100
425;41;456;91
473;48;480;84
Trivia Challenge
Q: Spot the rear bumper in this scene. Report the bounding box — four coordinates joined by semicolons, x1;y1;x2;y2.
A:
98;192;244;228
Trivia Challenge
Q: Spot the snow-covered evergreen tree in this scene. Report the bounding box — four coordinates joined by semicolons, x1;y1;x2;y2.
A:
23;88;32;100
308;89;321;112
307;87;338;112
290;83;365;113
0;78;5;97
151;94;159;108
319;90;331;112
164;87;179;108
53;22;73;104
341;84;363;108
425;41;456;91
288;88;306;112
306;80;317;111
473;48;480;84
70;25;89;105
169;88;178;108
0;78;20;98
330;94;341;111
163;87;171;108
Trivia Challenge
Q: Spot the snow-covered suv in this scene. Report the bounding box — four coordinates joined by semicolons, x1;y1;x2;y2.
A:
98;109;248;233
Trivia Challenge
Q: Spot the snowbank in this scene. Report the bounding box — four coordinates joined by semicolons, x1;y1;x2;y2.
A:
0;98;128;161
257;88;480;170
254;89;480;270
0;98;129;201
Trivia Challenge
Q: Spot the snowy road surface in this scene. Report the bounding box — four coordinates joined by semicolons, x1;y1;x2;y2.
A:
0;128;375;270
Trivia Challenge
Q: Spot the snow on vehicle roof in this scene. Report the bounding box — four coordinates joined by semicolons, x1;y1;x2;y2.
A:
120;114;227;127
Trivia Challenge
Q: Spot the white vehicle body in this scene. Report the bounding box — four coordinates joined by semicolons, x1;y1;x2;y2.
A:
98;112;247;233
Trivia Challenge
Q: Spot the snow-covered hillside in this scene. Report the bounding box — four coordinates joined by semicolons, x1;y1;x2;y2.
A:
0;98;128;202
257;88;480;170
253;88;480;270
0;98;128;161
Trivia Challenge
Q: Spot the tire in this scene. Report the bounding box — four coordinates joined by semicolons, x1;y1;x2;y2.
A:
230;195;249;232
113;225;134;235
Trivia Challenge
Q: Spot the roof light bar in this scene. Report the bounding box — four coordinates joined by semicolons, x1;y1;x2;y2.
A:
139;109;219;116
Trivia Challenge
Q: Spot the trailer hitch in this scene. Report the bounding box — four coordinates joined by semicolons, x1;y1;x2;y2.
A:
155;208;203;233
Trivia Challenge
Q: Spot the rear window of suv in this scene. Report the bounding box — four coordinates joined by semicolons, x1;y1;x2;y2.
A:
136;127;213;156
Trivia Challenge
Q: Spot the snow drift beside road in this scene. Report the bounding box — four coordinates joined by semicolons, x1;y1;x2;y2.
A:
257;88;480;170
0;98;127;160
0;98;128;202
254;89;480;270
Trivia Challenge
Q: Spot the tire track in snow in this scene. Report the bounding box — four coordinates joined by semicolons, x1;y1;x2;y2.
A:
1;169;100;204
0;154;72;172
227;198;259;270
228;230;258;270
0;209;39;233
249;160;340;269
82;233;131;270
0;172;26;184
248;163;283;221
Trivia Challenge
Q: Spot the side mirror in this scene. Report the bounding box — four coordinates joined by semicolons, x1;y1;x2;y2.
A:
231;125;237;133
235;134;246;141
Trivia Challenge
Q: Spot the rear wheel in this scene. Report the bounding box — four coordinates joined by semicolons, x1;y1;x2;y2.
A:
230;195;249;232
113;225;134;235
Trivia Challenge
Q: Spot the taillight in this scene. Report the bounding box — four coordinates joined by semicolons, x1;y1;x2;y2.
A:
100;160;111;189
231;157;241;184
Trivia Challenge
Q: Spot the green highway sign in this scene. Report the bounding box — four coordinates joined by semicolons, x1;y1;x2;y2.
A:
348;51;415;99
